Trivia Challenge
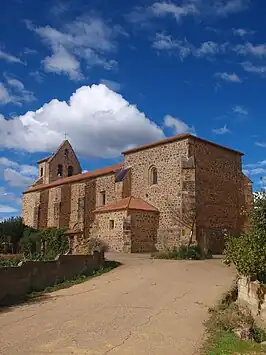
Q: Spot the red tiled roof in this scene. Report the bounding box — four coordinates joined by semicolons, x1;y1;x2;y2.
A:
94;196;159;213
122;133;243;156
23;163;123;194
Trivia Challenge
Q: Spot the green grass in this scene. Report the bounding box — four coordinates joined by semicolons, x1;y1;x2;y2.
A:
205;331;266;355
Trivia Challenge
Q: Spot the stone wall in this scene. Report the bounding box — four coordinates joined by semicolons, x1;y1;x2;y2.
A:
238;277;266;326
124;139;190;249
0;252;104;306
192;139;245;253
22;191;41;228
94;210;127;251
130;210;159;252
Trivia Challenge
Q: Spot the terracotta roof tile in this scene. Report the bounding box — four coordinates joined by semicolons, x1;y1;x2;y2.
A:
122;133;243;156
23;163;123;194
94;196;159;213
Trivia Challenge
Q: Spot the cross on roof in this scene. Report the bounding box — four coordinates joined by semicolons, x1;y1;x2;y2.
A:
64;133;68;140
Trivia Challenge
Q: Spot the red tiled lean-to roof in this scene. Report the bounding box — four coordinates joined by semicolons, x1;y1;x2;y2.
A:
122;133;243;156
23;163;123;194
94;197;159;213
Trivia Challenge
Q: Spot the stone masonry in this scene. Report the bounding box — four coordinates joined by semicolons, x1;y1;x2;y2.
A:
22;134;252;254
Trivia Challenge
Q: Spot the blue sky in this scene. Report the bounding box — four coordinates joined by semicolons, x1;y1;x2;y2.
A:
0;0;266;220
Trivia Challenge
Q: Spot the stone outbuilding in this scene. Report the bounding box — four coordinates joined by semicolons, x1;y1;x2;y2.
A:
93;197;159;253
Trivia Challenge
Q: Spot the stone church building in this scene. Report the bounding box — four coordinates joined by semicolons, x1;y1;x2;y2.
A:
22;134;252;254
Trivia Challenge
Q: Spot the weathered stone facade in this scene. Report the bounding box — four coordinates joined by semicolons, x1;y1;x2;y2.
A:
22;134;252;254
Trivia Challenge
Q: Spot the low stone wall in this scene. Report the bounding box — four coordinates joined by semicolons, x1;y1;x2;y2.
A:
238;277;266;325
0;252;104;306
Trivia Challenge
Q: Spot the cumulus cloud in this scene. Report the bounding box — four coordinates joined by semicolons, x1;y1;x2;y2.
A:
212;124;231;134
164;115;195;134
0;49;23;64
215;72;242;83
0;84;164;158
27;16;123;80
100;79;121;92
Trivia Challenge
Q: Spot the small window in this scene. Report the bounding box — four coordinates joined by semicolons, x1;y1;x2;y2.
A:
64;149;69;158
40;167;43;177
100;191;106;206
149;166;158;185
57;164;63;177
68;166;73;177
109;220;115;230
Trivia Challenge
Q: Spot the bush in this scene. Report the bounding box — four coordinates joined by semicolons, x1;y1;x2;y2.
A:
19;227;68;260
251;325;266;343
224;191;266;282
0;216;26;253
153;244;204;260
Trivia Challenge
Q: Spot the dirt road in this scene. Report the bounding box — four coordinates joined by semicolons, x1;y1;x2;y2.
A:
0;254;235;355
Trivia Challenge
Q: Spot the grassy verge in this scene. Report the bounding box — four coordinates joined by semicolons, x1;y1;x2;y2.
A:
1;260;121;309
203;283;266;355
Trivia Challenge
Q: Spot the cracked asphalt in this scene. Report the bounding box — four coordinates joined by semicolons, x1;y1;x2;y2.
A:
0;253;235;355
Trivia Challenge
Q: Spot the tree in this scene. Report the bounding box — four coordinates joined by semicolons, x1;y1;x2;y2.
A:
0;217;26;253
224;191;266;283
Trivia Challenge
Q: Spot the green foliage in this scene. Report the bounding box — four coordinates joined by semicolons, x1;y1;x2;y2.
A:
224;191;266;281
152;244;204;260
0;254;24;267
251;326;266;344
0;217;26;253
19;227;68;260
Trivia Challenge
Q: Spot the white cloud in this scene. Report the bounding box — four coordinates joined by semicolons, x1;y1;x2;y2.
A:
0;83;12;105
247;168;266;176
0;49;23;64
232;28;255;37
0;205;18;213
27;16;122;80
151;2;197;22
127;0;249;26
241;61;266;76
100;79;121;92
164;114;195;134
43;47;83;80
255;142;266;148
0;157;38;187
212;124;231;134
235;43;266;57
0;84;165;158
152;34;227;60
195;41;221;57
215;72;242;83
233;105;248;115
4;169;36;187
3;75;36;104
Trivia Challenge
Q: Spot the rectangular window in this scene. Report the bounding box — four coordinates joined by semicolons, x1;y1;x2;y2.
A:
40;167;43;176
100;191;106;206
109;220;115;230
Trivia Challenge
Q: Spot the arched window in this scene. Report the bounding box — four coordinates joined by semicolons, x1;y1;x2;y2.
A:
68;165;73;177
57;164;63;177
149;166;158;185
64;149;69;158
40;167;43;177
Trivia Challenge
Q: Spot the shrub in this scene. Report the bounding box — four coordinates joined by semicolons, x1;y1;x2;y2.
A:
153;244;203;260
0;216;26;253
251;325;266;343
224;191;266;282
